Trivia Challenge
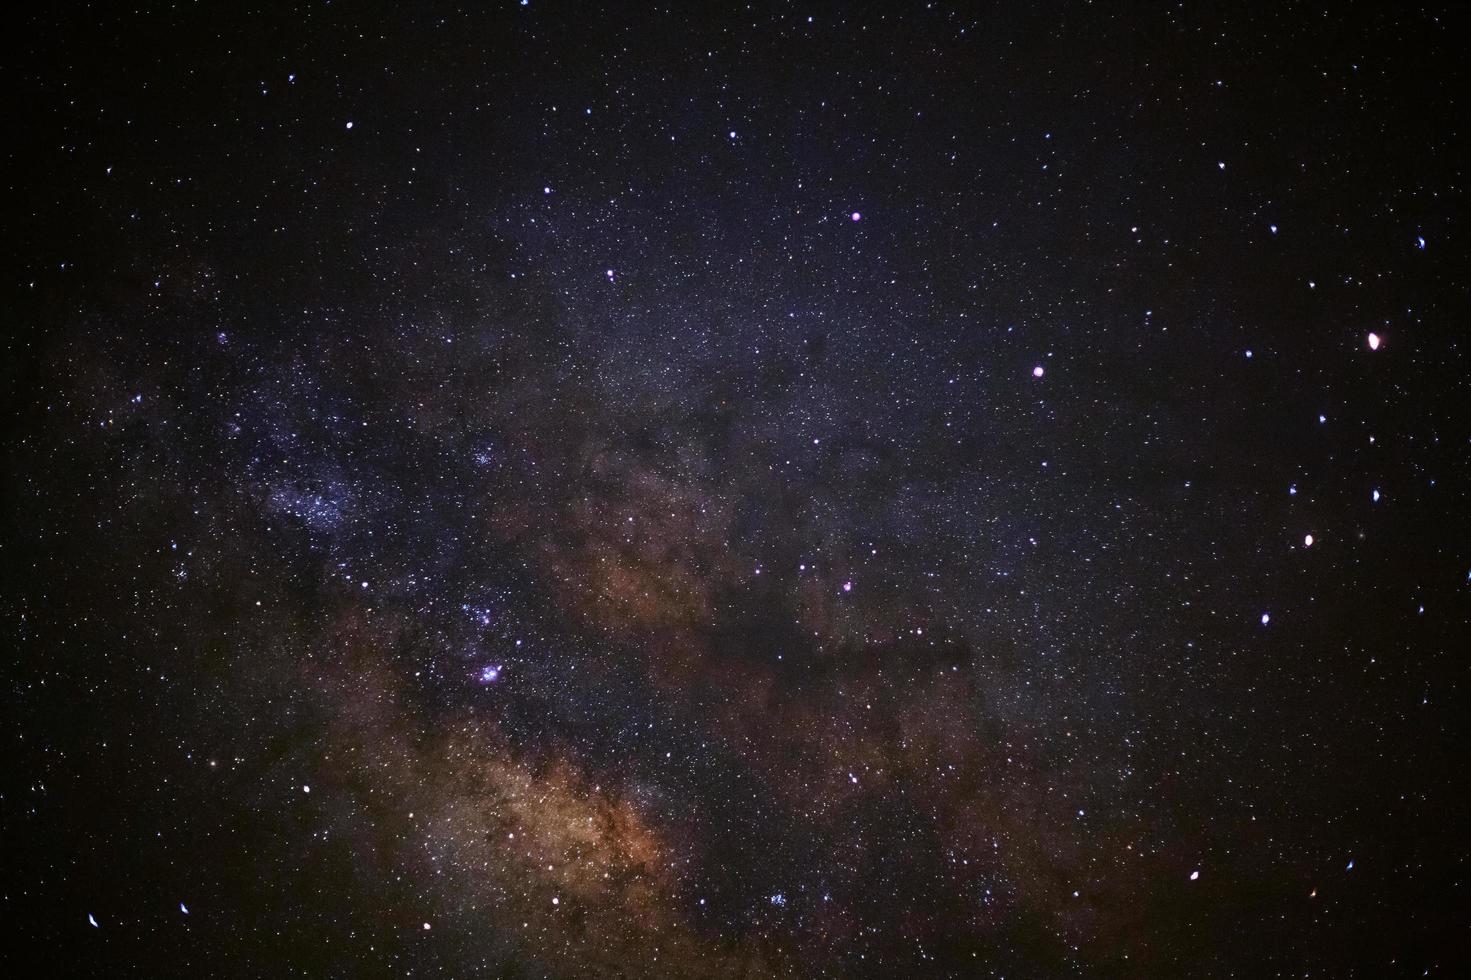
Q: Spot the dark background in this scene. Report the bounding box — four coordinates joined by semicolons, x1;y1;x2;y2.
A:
3;2;1468;976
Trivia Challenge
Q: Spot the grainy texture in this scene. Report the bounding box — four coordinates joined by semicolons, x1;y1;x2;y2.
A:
3;2;1467;976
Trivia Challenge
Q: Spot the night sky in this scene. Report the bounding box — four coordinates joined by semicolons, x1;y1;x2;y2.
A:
4;2;1469;976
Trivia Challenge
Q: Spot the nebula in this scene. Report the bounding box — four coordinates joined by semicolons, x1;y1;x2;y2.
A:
4;3;1466;977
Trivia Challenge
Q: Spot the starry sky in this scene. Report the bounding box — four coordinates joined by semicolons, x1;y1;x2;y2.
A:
4;2;1469;976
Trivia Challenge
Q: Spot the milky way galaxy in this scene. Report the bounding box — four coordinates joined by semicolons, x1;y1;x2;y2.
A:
4;3;1469;977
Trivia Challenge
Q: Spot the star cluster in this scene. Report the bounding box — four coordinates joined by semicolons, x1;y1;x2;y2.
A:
4;2;1468;976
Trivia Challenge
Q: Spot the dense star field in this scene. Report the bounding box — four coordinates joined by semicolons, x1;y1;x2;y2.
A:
4;2;1468;976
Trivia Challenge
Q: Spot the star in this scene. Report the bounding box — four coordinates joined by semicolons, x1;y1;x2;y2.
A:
14;7;1457;976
